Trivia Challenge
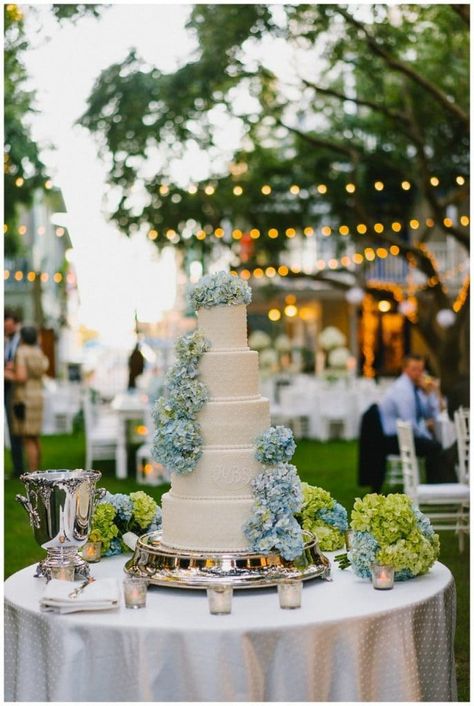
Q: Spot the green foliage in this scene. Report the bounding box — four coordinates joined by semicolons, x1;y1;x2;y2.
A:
80;4;468;260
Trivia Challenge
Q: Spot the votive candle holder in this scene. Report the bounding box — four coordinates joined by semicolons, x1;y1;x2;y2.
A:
371;564;395;590
207;584;233;614
345;530;354;551
50;563;76;581
81;541;102;563
123;577;148;609
278;579;303;609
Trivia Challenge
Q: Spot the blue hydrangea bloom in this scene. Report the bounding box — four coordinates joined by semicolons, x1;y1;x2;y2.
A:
348;531;380;578
255;426;296;465
103;537;123;557
190;271;252;310
318;502;349;531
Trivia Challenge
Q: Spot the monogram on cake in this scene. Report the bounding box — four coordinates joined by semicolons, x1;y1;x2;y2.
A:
154;271;304;560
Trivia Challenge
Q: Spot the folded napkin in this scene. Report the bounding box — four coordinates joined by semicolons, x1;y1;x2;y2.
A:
40;578;120;614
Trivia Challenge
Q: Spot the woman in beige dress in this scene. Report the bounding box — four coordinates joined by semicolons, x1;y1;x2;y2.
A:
5;325;49;471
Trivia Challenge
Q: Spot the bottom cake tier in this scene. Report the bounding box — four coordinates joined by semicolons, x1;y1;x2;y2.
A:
161;491;254;551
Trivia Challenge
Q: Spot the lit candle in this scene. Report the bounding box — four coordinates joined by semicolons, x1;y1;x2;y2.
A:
207;585;233;614
50;564;75;581
371;564;394;590
278;579;303;609
123;577;148;609
81;541;102;563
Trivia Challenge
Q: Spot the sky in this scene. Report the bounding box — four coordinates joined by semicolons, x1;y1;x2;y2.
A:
23;5;196;346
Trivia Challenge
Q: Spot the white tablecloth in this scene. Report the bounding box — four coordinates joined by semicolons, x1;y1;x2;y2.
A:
5;555;457;702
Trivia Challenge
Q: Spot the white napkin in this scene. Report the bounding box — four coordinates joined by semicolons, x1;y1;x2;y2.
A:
40;578;120;614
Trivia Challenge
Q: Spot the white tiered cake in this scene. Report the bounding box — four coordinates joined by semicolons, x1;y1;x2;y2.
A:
161;302;270;551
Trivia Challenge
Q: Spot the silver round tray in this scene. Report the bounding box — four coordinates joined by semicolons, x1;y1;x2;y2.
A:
124;530;330;589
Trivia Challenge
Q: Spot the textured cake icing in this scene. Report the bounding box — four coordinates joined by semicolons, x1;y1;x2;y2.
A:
161;290;273;551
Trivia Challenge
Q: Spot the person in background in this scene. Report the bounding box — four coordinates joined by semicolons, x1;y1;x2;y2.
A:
379;354;457;483
4;325;49;472
128;342;145;390
4;310;24;476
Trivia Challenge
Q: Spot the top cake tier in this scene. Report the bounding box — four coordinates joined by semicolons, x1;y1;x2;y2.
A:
197;304;248;351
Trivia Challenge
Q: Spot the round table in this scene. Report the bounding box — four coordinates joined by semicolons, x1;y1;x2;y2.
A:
4;554;457;702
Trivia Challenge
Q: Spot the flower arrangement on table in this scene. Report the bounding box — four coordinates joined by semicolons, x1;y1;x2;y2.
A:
296;484;349;551
89;491;162;556
344;493;440;580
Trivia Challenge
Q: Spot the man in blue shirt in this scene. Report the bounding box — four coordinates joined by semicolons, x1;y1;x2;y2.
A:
379;355;456;483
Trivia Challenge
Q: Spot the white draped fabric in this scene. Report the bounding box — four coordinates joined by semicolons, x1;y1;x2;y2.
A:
5;555;456;702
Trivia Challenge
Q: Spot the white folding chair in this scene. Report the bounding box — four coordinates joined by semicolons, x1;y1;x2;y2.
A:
396;420;469;552
83;393;119;472
454;407;470;485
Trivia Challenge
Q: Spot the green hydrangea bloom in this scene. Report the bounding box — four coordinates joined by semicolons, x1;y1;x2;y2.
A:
298;483;346;551
308;524;345;551
89;503;119;553
130;491;158;529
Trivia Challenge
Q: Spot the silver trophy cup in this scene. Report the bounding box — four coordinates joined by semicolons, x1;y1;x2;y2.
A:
16;469;104;579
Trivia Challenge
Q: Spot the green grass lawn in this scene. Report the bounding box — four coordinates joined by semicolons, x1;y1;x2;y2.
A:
4;431;469;700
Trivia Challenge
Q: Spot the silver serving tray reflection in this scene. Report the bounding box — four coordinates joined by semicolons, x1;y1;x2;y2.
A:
124;530;330;589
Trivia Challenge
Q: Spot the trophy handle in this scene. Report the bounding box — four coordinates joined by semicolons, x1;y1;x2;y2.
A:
16;494;41;529
94;488;107;509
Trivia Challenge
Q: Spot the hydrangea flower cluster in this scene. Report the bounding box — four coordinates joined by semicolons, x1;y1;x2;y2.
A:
152;330;210;474
243;463;304;560
349;493;440;581
255;426;296;465
89;490;161;557
297;483;349;551
190;270;252;310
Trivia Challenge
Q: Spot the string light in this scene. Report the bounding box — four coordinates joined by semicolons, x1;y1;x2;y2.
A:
409;219;420;229
353;253;364;264
460;215;469;227
321;226;331;237
55;227;65;237
285;228;296;238
390;245;400;256
443;218;453;228
15;177;24;187
284;304;298;317
345;183;356;193
44;180;53;189
456;176;465;186
253;268;264;278
240;269;251;279
265;266;276;278
356;224;367;234
159;185;169;196
374;223;384;233
339;225;349;236
376;248;388;258
278;265;289;276
391;222;402;232
250;228;260;239
268;228;278;238
304;227;314;237
401;181;411;190
365;248;376;261
18;225;27;235
261;185;272;195
3;224;7;234
233;186;243;196
430;177;439;187
4;270;10;279
425;218;434;228
204;185;215;195
27;271;36;281
268;308;281;321
232;229;242;239
148;229;158;240
196;230;206;240
317;184;327;194
40;273;49;282
14;271;23;281
378;300;391;312
328;259;338;269
188;185;198;194
53;272;63;283
289;185;300;195
214;227;224;238
374;181;384;191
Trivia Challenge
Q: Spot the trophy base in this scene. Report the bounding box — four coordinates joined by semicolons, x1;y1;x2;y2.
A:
124;530;331;589
35;548;90;581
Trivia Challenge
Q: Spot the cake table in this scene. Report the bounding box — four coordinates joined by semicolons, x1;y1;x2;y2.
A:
4;555;456;702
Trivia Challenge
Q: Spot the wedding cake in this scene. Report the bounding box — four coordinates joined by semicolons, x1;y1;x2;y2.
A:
152;271;304;559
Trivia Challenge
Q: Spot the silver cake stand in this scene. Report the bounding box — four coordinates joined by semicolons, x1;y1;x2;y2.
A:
124;530;330;589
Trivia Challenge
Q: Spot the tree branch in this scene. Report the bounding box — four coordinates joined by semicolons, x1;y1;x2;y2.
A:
336;7;469;126
300;79;410;124
277;118;362;161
